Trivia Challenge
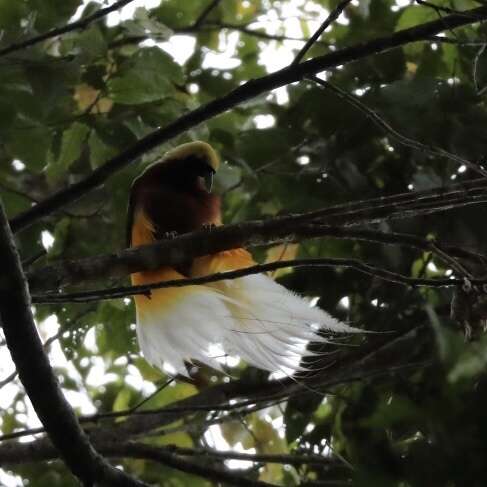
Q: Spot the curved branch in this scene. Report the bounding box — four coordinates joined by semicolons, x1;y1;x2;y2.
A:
0;0;136;58
142;444;341;467
10;5;487;233
293;0;353;64
27;180;487;292
192;0;223;29
108;442;279;487
0;439;279;487
310;76;487;176
0;197;148;486
0;327;429;453
30;254;482;305
109;24;326;49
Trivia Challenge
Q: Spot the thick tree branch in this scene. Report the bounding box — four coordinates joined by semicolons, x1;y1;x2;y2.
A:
0;0;136;58
29;254;482;305
107;442;279;487
0;197;148;486
27;180;487;291
0;327;430;456
10;5;487;233
145;444;341;468
0;439;279;486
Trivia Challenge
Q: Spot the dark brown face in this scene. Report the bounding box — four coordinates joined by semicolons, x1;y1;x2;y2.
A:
137;155;216;194
126;155;220;247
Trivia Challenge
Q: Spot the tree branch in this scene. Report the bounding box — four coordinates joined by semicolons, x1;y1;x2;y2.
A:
27;180;487;292
151;444;341;468
29;251;484;305
109;23;330;50
0;327;430;456
0;196;148;486
309;76;487;177
0;0;136;58
107;442;279;487
10;5;487;233
293;0;353;65
192;0;223;29
0;439;279;486
416;0;483;18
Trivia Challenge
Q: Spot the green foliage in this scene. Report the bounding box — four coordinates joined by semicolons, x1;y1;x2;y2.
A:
1;0;487;486
108;47;183;104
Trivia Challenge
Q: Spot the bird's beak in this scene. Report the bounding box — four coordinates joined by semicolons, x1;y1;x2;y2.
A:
203;171;214;192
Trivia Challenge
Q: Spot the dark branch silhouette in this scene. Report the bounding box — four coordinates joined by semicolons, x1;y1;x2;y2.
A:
192;0;223;29
10;5;487;233
0;327;429;461
30;242;486;305
27;178;487;292
309;76;487;176
293;0;354;64
0;197;148;486
0;0;136;58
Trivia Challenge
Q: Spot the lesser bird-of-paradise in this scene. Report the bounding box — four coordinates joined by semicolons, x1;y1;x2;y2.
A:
127;141;358;377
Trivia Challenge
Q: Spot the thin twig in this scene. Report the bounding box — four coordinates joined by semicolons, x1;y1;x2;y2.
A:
30;256;479;305
162;444;341;467
0;326;65;391
428;35;487;46
129;378;175;413
192;0;223;29
21;249;47;269
0;0;136;58
293;0;353;64
416;0;483;18
10;5;487;233
109;23;328;50
473;43;487;94
309;75;487;177
0;397;282;443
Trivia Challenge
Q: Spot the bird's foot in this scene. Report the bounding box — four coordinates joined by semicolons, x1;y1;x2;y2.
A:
163;231;178;239
202;223;217;232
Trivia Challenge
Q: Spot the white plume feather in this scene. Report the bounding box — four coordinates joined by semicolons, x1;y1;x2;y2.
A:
135;273;359;376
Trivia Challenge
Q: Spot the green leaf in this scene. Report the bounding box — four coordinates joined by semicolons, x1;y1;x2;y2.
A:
96;302;136;357
285;393;323;443
6;126;52;172
48;217;71;259
88;131;117;169
27;0;81;31
47;122;90;181
449;336;487;383
113;387;132;412
75;25;107;62
134;357;164;382
395;6;437;56
158;431;193;448
396;5;438;31
0;0;26;30
108;48;183;105
121;7;172;40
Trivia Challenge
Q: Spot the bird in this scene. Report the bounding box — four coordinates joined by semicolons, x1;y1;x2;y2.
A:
127;141;358;377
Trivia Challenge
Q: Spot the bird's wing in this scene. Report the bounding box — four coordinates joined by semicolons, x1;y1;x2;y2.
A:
191;249;359;374
129;204;236;376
